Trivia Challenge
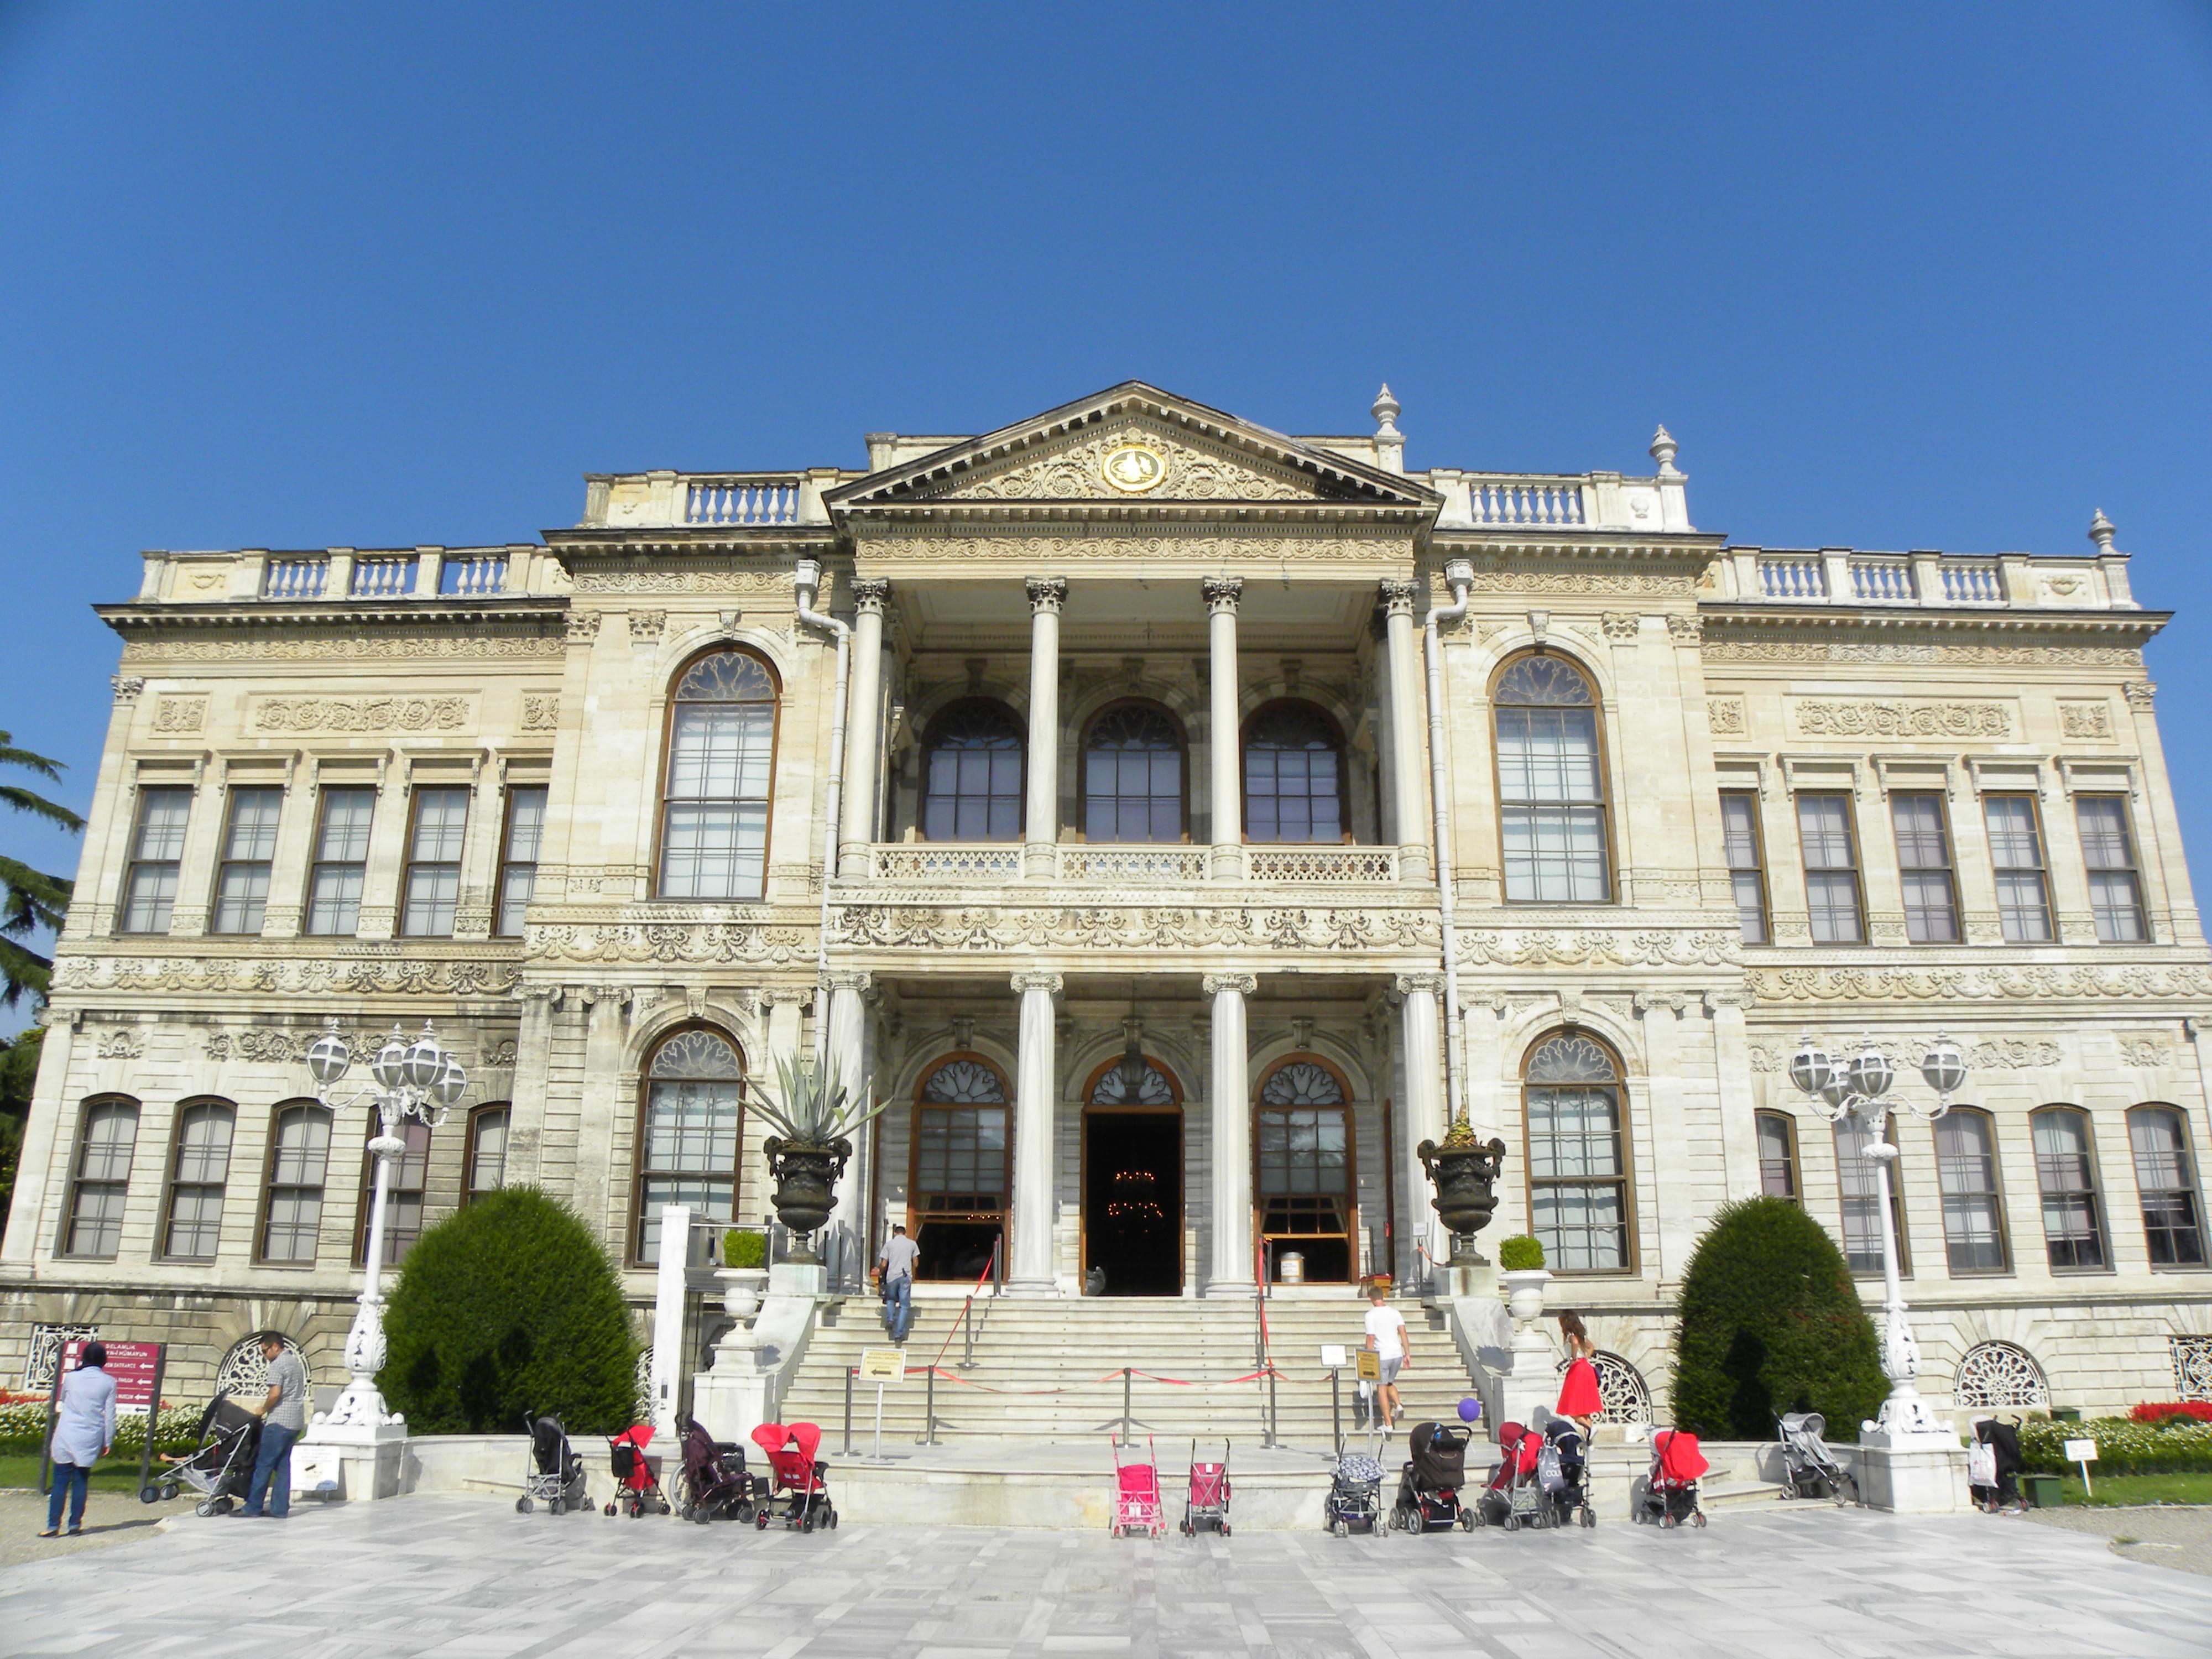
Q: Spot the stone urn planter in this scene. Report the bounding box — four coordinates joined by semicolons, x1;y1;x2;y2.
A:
763;1135;851;1262
716;1267;769;1323
1501;1267;1552;1323
1416;1132;1510;1264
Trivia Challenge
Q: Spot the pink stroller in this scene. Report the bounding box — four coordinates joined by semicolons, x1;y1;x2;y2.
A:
1181;1438;1231;1537
1110;1436;1167;1537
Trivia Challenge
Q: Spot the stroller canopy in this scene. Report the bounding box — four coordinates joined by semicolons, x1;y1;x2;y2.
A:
1406;1422;1470;1490
1976;1418;2023;1476
1653;1430;1709;1483
529;1416;570;1473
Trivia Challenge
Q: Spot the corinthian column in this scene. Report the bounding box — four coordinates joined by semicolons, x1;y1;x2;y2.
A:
1008;971;1064;1291
1204;972;1257;1295
1025;579;1066;878
1204;577;1244;879
1380;579;1431;881
824;969;874;1289
1396;971;1446;1273
838;579;890;877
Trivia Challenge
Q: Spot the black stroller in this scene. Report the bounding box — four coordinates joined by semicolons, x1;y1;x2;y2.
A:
1390;1422;1478;1533
1541;1417;1596;1527
518;1414;590;1515
1969;1418;2024;1512
1325;1452;1385;1536
150;1395;261;1516
677;1415;758;1524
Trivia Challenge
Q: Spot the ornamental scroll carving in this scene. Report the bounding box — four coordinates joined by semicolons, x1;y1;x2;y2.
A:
2119;1037;2173;1067
2060;702;2115;739
828;904;1442;954
1458;929;1742;969
94;1029;144;1059
1749;1037;2061;1072
1748;964;2212;1004
1791;700;2010;738
50;955;520;997
1706;697;1747;736
1464;567;1692;596
865;534;1408;567
573;568;794;594
921;424;1323;503
152;697;206;733
124;634;562;663
520;694;561;732
254;696;471;733
526;922;814;967
1704;639;2138;668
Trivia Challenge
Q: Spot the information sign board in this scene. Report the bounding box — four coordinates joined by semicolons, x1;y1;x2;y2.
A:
62;1339;162;1411
1355;1349;1382;1382
1320;1344;1348;1370
858;1348;905;1384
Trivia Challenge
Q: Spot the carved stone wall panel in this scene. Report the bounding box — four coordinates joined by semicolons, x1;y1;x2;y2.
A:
1748;964;2212;1004
573;568;794;594
2060;701;2115;740
1790;699;2011;738
152;696;207;733
526;922;815;967
50;954;521;997
1458;929;1742;969
520;693;561;731
1703;639;2140;669
252;696;473;734
916;420;1323;503
827;902;1442;956
124;633;564;663
1706;696;1747;736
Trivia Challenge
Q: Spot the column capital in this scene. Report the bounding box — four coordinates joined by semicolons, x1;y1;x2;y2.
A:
111;675;145;702
1202;972;1257;998
1202;576;1244;615
1377;578;1419;618
1025;576;1068;615
826;969;874;994
850;578;891;615
1011;971;1064;995
1703;989;1754;1013
1394;971;1444;997
761;986;815;1008
1634;992;1687;1018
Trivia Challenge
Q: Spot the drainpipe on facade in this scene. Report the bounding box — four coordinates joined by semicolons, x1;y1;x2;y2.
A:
1423;558;1475;1128
794;557;849;1071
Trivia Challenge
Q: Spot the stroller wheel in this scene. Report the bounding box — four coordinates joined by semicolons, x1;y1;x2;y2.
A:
1459;1510;1475;1532
517;1497;533;1515
757;1510;771;1531
195;1496;221;1519
827;1508;838;1530
604;1503;617;1516
1660;1512;1674;1530
735;1501;755;1525
694;1505;712;1526
678;1504;693;1522
800;1512;815;1534
139;1484;160;1505
1503;1512;1519;1533
1693;1511;1708;1528
1219;1522;1230;1538
550;1499;566;1517
161;1483;180;1502
1580;1506;1596;1528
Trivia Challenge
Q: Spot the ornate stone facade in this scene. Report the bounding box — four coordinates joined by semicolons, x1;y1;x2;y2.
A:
3;382;2205;1422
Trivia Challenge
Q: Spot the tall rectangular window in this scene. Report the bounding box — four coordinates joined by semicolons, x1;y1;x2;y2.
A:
401;786;470;937
1835;1113;1907;1275
495;786;546;937
465;1105;510;1202
2033;1108;2108;1270
1985;794;2053;942
211;787;282;935
63;1100;138;1259
306;787;374;936
119;787;192;933
161;1102;234;1261
1891;792;1959;943
1721;792;1768;944
1933;1110;2008;1273
1524;1035;1631;1272
1798;794;1864;944
2077;796;2148;942
1756;1110;1798;1200
2130;1107;2206;1267
259;1104;331;1264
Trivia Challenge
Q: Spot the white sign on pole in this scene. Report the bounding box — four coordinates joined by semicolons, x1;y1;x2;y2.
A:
2064;1437;2099;1497
858;1348;905;1384
1321;1344;1348;1369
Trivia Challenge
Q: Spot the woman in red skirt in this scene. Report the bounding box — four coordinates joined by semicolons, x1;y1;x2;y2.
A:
1555;1311;1603;1429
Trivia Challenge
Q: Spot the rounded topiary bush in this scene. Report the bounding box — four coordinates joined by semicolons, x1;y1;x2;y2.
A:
1671;1196;1886;1442
380;1186;639;1434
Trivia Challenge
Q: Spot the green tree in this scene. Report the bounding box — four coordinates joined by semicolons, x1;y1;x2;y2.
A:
1671;1196;1887;1442
0;731;83;1008
380;1187;639;1434
0;1026;35;1231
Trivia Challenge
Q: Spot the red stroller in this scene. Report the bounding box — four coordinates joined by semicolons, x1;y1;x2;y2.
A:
1110;1437;1166;1538
603;1423;670;1518
1475;1420;1545;1530
1180;1439;1230;1537
1638;1428;1709;1528
750;1422;836;1532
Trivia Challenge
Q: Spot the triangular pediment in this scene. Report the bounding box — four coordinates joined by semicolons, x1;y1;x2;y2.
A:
828;383;1435;511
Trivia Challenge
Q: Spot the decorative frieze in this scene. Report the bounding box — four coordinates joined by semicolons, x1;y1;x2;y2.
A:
573;568;793;594
520;693;561;732
124;633;561;662
2059;702;2115;739
1791;699;2011;738
863;534;1410;567
252;695;472;734
925;424;1313;503
830;902;1441;954
50;954;520;997
1464;567;1692;596
1749;1036;2062;1072
1747;964;2212;1004
526;921;814;967
1704;639;2138;668
1706;696;1747;735
1458;928;1741;969
152;696;207;733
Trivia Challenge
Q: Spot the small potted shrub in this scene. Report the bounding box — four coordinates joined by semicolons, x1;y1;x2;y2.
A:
719;1228;769;1320
1496;1235;1551;1321
1415;1119;1510;1264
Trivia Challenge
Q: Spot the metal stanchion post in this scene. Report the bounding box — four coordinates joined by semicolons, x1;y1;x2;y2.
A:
1266;1366;1279;1450
1331;1368;1342;1458
843;1366;855;1456
920;1368;937;1447
1121;1368;1132;1446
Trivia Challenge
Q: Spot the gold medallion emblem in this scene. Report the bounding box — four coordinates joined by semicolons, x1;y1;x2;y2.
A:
1100;440;1167;493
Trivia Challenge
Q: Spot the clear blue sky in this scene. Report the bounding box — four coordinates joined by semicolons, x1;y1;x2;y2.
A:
3;2;2209;1023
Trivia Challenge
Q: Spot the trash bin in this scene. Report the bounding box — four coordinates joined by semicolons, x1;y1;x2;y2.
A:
1279;1252;1305;1284
2022;1472;2064;1509
2049;1407;2081;1423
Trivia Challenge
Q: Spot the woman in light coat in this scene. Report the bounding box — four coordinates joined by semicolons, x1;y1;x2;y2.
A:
41;1341;116;1538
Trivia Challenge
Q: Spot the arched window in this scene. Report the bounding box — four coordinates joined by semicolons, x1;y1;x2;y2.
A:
62;1097;139;1260
1954;1340;2049;1409
1755;1110;1798;1201
161;1099;236;1261
2032;1107;2107;1271
465;1103;511;1203
1244;703;1346;843
921;700;1024;842
1256;1057;1355;1282
1835;1112;1908;1276
1493;654;1611;902
2128;1105;2206;1266
1088;1056;1180;1108
215;1332;308;1402
1522;1034;1630;1272
635;1028;745;1266
357;1119;432;1267
1933;1108;2008;1274
1553;1349;1652;1423
910;1055;1011;1280
259;1102;332;1265
1082;702;1185;843
658;649;779;900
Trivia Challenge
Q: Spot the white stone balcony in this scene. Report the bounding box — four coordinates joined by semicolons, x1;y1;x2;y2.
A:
1719;535;2138;611
128;545;559;604
863;843;1404;886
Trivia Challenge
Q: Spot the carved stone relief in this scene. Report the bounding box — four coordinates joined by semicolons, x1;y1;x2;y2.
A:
1705;639;2138;668
917;422;1323;503
1748;964;2212;1003
152;696;207;734
1791;700;2010;738
124;634;561;662
2059;702;2114;739
253;696;471;734
520;693;561;732
1706;697;1747;736
51;956;520;997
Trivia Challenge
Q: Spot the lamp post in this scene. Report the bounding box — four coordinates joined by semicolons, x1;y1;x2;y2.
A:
1786;1031;1966;1439
303;1017;468;1433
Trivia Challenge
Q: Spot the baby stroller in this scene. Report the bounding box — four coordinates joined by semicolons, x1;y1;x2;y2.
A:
750;1422;835;1532
1969;1417;2024;1512
1325;1452;1385;1536
1778;1411;1858;1505
1181;1439;1230;1537
1475;1420;1547;1530
677;1415;758;1524
151;1395;260;1516
603;1423;670;1519
519;1413;589;1515
1110;1436;1166;1538
1392;1421;1477;1532
1637;1428;1708;1528
1541;1417;1596;1528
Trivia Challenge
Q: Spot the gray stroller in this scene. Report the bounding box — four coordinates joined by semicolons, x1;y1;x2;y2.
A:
1777;1411;1858;1505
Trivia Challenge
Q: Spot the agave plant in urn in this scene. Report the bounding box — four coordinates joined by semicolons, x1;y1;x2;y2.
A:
1417;1117;1510;1266
752;1052;893;1263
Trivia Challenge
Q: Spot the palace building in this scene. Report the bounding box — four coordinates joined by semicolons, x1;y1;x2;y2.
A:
4;380;2209;1423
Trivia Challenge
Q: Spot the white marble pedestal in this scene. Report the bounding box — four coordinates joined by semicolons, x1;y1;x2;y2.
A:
1851;1427;1971;1512
300;1417;407;1502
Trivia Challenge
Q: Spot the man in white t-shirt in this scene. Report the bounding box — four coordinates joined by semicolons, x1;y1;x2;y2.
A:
1363;1281;1411;1429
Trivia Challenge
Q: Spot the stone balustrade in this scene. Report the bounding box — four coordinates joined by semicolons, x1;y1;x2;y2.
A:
1727;546;2131;611
143;545;544;604
865;843;1401;886
348;555;418;597
261;556;327;599
685;476;801;526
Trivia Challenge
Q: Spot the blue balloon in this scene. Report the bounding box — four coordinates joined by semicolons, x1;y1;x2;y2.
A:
1458;1397;1483;1423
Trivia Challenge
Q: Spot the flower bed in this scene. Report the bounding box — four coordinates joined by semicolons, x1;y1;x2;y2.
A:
2018;1415;2212;1476
0;1400;202;1458
2127;1400;2212;1425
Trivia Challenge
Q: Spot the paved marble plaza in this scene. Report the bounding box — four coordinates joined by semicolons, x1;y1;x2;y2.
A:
4;1494;2211;1658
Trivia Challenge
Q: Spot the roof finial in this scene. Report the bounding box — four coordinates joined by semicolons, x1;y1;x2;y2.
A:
1650;424;1681;477
2088;508;2117;555
1372;383;1405;474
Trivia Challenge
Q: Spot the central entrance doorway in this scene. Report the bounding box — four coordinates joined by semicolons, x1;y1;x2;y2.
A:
1081;1108;1183;1296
